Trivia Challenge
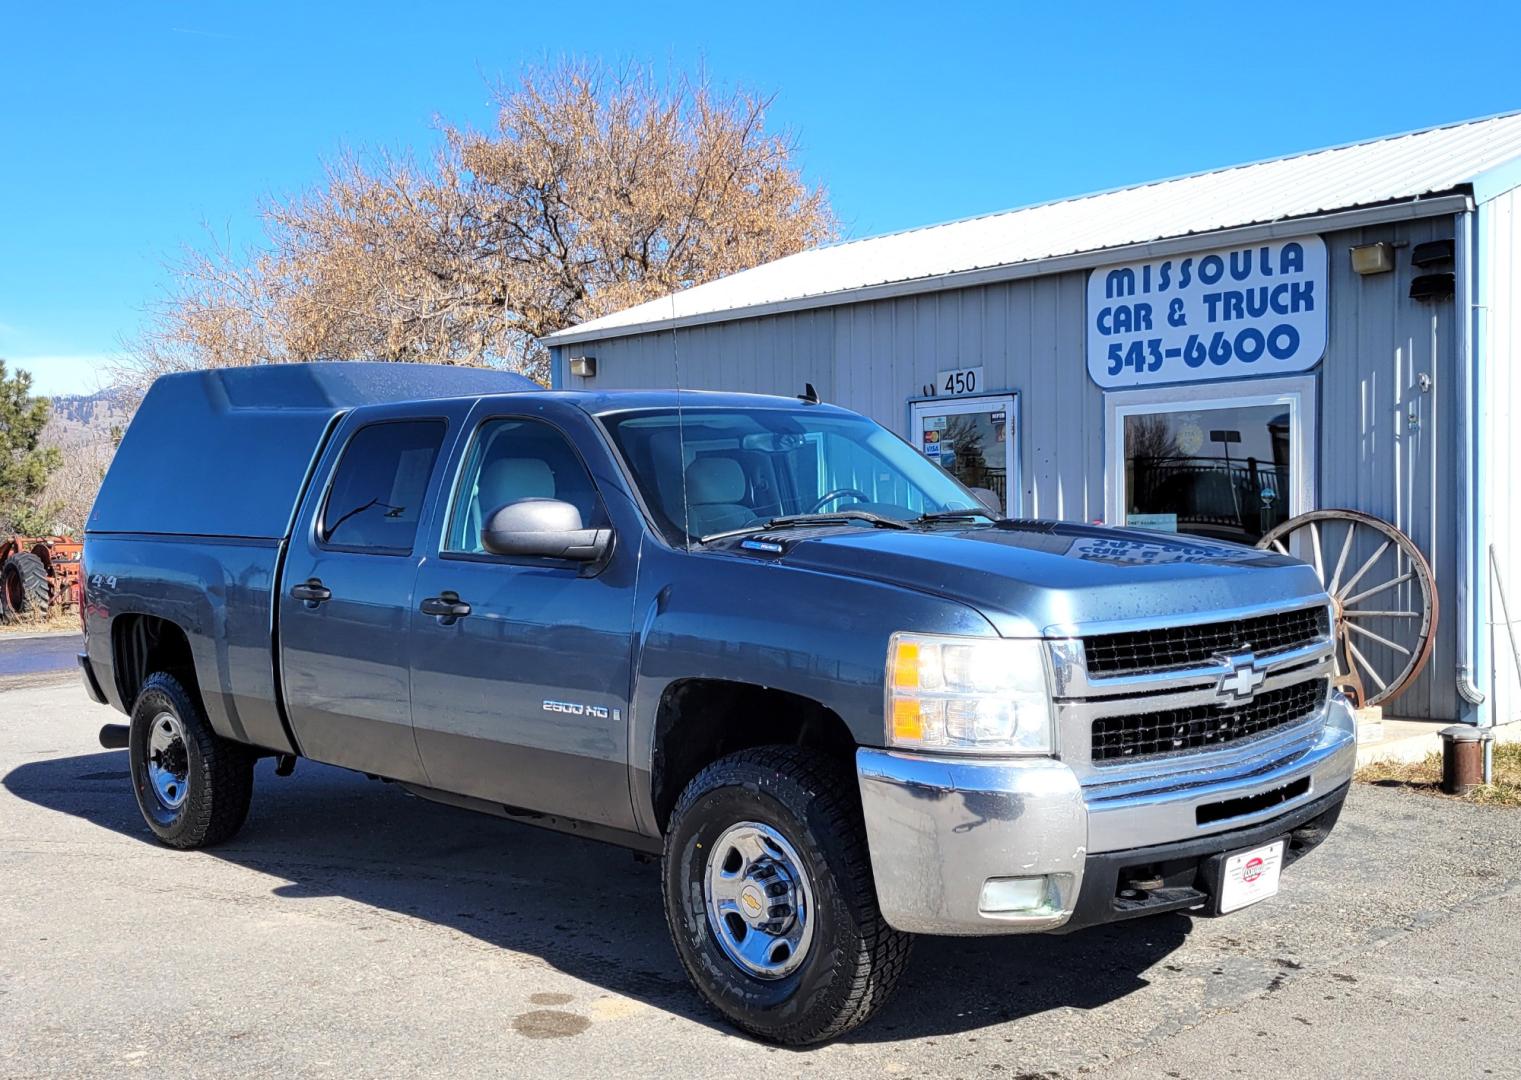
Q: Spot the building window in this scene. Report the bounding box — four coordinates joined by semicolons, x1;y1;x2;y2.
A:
1105;377;1315;546
909;394;1020;517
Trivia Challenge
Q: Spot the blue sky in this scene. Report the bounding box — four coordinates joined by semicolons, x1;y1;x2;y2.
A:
4;1;1520;396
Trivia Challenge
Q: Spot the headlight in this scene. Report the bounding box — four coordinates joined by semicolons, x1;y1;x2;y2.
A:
885;632;1055;755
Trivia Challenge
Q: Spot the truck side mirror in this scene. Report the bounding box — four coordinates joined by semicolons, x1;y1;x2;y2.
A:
480;498;612;562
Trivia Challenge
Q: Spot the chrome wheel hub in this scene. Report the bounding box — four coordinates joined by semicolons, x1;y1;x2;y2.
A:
146;712;189;811
703;821;814;979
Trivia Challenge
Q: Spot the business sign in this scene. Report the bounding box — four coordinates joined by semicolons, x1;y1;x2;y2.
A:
1086;236;1327;388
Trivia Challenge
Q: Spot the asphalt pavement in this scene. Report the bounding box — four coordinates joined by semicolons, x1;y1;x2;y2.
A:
0;630;80;678
2;665;1519;1079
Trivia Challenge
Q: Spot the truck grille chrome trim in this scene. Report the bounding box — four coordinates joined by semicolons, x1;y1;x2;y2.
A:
1090;678;1328;764
1045;600;1338;782
1082;605;1330;678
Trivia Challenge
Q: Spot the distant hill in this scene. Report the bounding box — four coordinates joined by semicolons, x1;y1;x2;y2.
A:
45;387;129;447
48;387;126;428
37;388;128;535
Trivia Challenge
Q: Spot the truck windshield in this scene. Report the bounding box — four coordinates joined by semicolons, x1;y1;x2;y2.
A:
601;407;985;544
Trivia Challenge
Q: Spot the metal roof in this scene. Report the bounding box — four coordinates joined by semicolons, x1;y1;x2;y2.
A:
546;111;1521;345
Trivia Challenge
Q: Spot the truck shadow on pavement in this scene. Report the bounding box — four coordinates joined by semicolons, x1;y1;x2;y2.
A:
5;750;1193;1045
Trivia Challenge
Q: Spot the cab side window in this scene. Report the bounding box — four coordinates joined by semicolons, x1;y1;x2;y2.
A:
446;418;606;555
321;420;446;554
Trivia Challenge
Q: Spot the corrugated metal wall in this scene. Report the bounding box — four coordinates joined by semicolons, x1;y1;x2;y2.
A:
1316;218;1458;722
1479;188;1521;724
565;215;1462;719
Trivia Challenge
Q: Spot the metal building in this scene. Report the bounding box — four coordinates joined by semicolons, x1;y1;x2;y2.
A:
544;112;1521;727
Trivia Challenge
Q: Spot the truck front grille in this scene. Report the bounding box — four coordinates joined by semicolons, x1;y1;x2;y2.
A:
1082;606;1329;678
1090;678;1328;764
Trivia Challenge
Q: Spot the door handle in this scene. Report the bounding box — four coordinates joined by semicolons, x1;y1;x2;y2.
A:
290;579;332;604
419;593;472;620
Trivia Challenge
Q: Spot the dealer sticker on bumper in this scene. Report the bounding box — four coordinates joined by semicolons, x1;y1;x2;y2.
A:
1219;839;1286;914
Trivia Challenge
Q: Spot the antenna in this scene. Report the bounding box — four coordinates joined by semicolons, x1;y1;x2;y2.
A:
671;290;692;552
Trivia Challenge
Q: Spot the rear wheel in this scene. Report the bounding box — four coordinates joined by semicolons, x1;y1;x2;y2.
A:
0;552;50;621
661;746;912;1045
128;673;255;848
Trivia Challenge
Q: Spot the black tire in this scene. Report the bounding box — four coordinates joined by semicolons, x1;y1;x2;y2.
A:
661;745;912;1045
1;552;50;620
128;672;254;849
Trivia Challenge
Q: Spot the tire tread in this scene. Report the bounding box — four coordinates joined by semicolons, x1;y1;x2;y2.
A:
132;672;254;848
1;552;51;619
664;744;912;1044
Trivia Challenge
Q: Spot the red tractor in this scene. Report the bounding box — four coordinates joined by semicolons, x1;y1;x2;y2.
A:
0;535;83;622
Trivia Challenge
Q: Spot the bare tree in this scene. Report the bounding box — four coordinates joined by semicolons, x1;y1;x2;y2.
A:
39;428;114;535
1125;414;1182;462
119;61;835;397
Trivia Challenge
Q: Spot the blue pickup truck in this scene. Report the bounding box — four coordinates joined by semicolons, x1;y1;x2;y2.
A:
79;363;1355;1044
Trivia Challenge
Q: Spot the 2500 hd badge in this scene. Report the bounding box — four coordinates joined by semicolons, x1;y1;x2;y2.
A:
80;365;1355;1045
544;699;616;720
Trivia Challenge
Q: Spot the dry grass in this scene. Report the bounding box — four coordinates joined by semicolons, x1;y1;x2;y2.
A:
1356;742;1521;807
0;609;80;634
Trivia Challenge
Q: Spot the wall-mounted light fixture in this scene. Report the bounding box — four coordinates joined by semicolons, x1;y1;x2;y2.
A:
569;355;597;378
1350;242;1395;275
1411;239;1455;268
1409;273;1455;302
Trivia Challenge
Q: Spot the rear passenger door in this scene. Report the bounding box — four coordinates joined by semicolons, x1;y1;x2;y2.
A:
407;405;639;829
279;406;457;783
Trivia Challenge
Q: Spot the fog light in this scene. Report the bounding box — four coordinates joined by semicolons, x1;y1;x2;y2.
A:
978;876;1049;914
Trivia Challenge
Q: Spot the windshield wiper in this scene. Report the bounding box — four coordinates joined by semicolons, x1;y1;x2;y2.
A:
916;508;999;524
699;510;911;545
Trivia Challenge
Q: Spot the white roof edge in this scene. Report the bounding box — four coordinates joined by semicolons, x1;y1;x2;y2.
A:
545;110;1521;347
545;194;1471;347
767;107;1521;257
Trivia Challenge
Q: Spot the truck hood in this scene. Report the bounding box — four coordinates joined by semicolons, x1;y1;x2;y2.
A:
728;521;1326;637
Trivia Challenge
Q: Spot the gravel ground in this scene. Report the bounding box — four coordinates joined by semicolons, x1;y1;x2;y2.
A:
3;669;1520;1079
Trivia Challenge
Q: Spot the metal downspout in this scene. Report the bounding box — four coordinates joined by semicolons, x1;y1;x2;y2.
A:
549;345;564;390
1454;207;1490;722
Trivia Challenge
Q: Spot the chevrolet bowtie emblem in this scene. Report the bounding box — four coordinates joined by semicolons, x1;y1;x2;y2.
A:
1218;653;1265;699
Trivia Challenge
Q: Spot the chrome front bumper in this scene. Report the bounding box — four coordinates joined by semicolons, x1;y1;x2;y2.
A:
855;693;1358;936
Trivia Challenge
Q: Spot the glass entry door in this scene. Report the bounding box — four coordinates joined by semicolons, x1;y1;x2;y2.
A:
910;394;1019;515
1106;378;1315;546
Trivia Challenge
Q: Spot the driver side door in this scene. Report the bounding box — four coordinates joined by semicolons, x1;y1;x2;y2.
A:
407;409;639;830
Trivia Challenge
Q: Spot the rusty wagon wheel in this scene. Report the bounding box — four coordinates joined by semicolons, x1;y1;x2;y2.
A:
1256;509;1436;709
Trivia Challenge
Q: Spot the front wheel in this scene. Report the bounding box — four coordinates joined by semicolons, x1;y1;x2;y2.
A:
128;673;254;849
661;746;912;1045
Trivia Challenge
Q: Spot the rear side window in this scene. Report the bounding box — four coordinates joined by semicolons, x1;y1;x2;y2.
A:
321;420;446;553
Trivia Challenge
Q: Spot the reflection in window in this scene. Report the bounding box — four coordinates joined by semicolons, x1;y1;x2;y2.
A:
1122;405;1290;545
446;419;606;554
322;420;445;553
604;408;978;544
920;409;1008;512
